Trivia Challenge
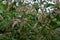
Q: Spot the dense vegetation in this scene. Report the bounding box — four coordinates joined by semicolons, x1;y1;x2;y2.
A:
0;0;60;40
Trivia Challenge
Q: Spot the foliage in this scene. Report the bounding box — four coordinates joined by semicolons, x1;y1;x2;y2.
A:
0;0;60;40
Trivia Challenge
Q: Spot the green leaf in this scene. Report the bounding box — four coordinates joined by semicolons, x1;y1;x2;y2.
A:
55;35;60;40
0;9;3;13
56;21;60;26
44;2;54;8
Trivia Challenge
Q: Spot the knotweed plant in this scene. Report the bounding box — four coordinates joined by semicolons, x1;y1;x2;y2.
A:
0;0;60;40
